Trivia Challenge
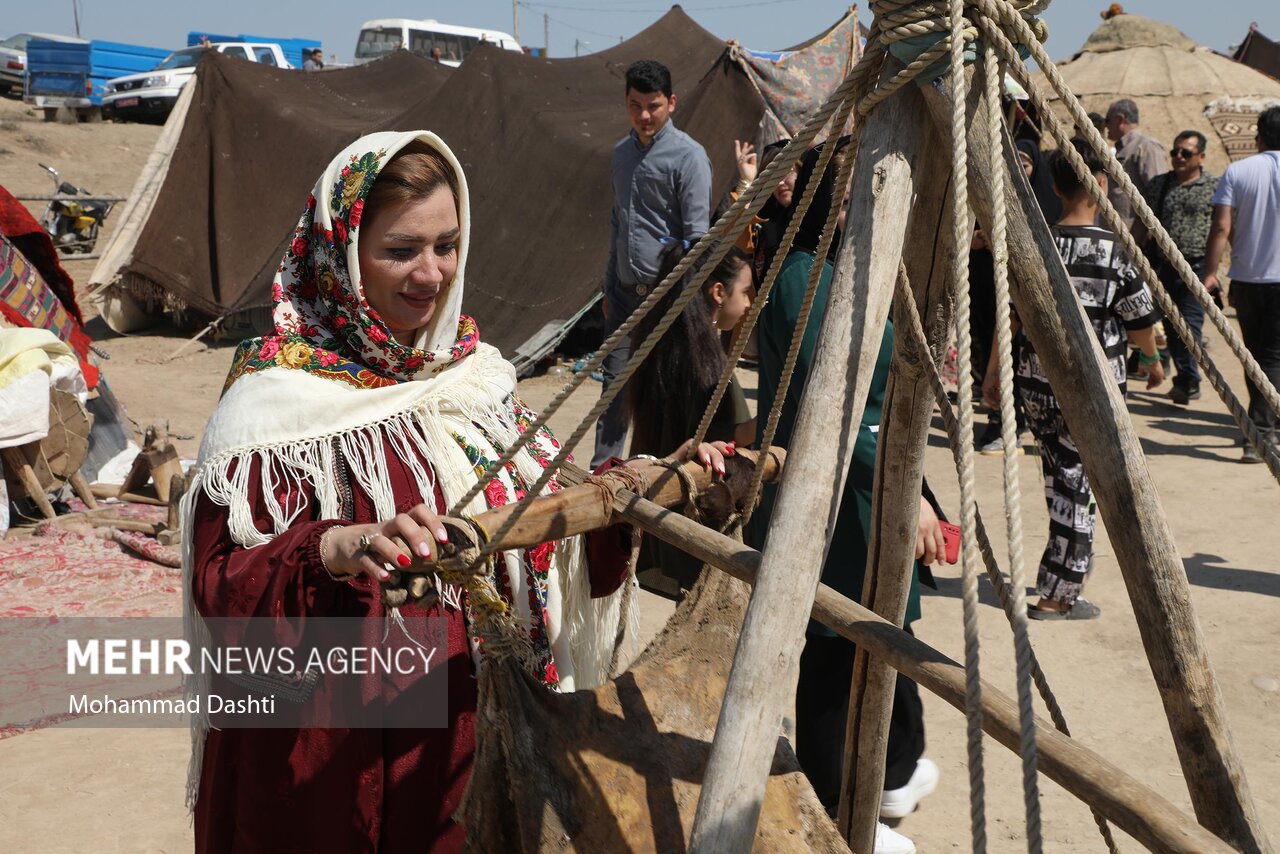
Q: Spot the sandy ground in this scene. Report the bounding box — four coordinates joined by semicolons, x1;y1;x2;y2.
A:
2;93;1278;852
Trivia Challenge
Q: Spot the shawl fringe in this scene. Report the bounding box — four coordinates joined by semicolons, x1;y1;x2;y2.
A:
181;349;630;812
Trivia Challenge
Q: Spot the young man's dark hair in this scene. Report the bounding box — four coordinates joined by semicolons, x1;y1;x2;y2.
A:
1050;139;1106;199
1174;129;1207;154
625;59;672;97
1259;106;1280;150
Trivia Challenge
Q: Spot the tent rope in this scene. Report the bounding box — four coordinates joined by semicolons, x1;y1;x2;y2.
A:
740;98;862;524
449;54;880;568
892;268;1123;854
979;40;1043;852
972;3;1280;478
943;2;989;848
687;80;865;459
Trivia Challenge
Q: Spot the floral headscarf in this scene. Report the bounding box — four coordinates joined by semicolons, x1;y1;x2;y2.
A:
225;131;476;391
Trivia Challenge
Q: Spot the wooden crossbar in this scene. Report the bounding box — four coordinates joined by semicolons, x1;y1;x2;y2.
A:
618;494;1234;854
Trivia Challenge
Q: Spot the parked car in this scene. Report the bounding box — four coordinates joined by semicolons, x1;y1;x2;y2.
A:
102;42;292;122
185;31;320;69
0;32;77;95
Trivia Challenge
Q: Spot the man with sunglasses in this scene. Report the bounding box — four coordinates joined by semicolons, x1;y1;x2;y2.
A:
1134;130;1219;405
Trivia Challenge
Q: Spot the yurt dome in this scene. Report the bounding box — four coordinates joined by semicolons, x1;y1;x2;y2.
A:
1033;13;1280;172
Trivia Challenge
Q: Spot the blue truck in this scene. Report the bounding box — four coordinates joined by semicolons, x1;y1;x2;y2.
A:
186;31;321;69
24;38;169;120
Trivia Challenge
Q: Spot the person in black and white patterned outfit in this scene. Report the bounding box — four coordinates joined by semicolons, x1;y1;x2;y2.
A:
983;139;1163;620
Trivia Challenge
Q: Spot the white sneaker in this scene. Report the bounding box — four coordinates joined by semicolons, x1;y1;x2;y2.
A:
875;822;917;854
880;757;939;819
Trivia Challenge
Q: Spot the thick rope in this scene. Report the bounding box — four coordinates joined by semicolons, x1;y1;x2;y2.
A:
446;93;840;521
687;46;877;459
980;42;1042;851
892;250;1124;854
972;3;1280;479
458;62;876;567
685;28;898;463
945;2;988;848
740;98;862;525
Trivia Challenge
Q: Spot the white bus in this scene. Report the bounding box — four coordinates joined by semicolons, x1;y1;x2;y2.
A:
354;19;521;67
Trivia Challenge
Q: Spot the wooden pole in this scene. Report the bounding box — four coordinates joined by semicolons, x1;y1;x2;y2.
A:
921;83;1272;853
687;83;933;854
840;143;958;850
400;450;784;568
617;494;1234;854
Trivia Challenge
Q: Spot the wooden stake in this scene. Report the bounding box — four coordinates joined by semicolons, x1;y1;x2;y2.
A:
1;446;57;520
69;470;98;510
619;495;1234;854
922;83;1272;852
840;142;959;850
688;83;933;854
157;472;188;546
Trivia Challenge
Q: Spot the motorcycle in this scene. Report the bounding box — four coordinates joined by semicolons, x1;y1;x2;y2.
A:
38;163;113;256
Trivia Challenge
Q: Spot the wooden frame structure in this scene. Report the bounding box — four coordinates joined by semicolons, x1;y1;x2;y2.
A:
679;50;1270;854
436;49;1270;854
373;6;1274;849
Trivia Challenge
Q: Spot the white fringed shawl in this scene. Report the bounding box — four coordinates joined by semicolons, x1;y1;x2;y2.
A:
180;342;632;809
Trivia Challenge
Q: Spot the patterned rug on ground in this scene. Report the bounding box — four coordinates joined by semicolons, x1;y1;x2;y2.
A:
0;509;177;618
0;503;181;737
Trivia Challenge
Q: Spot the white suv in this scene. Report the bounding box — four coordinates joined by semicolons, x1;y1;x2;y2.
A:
102;42;290;122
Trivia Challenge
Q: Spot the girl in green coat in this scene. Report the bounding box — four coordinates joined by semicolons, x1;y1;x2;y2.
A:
753;141;950;847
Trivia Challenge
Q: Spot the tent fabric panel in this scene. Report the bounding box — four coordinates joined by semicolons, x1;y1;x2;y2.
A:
110;8;763;358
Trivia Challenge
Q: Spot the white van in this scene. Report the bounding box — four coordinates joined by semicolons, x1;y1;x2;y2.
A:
354;19;521;67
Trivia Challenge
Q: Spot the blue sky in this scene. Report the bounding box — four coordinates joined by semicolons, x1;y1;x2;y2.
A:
6;1;1274;65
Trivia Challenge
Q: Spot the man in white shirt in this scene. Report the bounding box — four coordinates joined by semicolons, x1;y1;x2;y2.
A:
1204;106;1280;463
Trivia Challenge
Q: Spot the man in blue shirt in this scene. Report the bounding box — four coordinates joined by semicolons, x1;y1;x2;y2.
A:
592;59;712;468
1205;106;1280;464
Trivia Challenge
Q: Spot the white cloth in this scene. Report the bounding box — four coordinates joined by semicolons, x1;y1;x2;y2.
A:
1212;150;1280;283
0;370;54;448
0;328;89;448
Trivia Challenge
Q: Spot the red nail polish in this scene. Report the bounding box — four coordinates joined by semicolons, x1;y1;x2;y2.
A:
396;553;411;567
724;445;735;456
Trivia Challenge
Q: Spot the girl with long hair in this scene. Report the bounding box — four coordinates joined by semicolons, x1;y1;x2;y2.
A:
624;240;755;595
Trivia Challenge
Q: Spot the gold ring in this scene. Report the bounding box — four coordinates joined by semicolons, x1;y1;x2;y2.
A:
359;533;375;551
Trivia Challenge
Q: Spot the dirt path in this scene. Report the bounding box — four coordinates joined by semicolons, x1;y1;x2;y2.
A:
2;92;1277;852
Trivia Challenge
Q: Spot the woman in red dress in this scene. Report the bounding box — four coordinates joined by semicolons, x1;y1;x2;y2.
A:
183;132;641;851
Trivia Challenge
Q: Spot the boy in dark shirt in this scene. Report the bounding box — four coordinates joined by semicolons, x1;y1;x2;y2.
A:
983;140;1163;619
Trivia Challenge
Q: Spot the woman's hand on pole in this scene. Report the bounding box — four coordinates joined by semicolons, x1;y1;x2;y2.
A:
320;505;450;582
666;438;734;475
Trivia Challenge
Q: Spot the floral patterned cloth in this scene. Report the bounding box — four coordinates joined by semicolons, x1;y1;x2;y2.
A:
225;132;475;391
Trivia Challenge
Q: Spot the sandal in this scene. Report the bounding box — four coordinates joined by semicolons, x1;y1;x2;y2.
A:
1028;597;1101;621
